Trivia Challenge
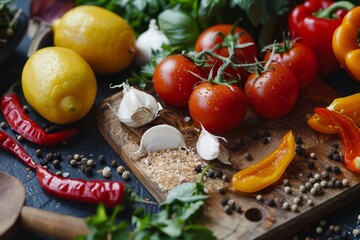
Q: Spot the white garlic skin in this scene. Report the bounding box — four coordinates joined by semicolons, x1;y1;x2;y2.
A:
136;124;187;154
112;83;162;128
196;126;231;165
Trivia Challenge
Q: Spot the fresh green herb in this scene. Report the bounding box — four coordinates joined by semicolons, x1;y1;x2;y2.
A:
0;0;19;48
76;166;216;240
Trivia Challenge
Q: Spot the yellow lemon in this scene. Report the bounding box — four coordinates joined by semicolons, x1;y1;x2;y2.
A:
52;5;136;75
22;47;97;125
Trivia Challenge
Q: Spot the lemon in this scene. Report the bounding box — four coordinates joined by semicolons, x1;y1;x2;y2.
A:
52;5;136;75
22;47;97;125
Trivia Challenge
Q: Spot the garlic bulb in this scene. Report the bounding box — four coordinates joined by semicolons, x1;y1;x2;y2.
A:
110;83;162;127
136;124;187;154
135;19;170;66
196;125;231;165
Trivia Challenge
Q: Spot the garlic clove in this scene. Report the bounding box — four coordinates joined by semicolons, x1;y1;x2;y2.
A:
110;83;162;128
136;124;187;154
196;125;231;165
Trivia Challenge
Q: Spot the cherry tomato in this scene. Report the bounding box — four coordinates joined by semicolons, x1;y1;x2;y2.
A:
245;63;299;119
189;82;247;134
195;24;257;82
263;42;317;90
153;54;205;107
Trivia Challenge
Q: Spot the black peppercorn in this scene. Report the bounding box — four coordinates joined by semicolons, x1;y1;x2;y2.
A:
207;170;215;178
220;198;228;206
84;166;93;176
266;199;276;207
235;205;243;213
327;152;334;160
295;136;303;145
98;155;106;164
333;166;341;175
215;170;223;178
307;161;315;170
194;165;202;173
295;145;304;154
262;137;270;144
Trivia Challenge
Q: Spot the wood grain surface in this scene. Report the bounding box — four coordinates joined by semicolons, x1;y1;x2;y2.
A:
96;79;360;239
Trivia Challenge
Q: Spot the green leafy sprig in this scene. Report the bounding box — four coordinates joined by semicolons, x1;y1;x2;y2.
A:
76;165;216;240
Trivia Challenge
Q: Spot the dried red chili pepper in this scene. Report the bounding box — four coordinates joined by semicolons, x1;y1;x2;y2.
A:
0;130;130;208
0;130;37;169
37;166;126;208
315;107;360;174
1;84;79;147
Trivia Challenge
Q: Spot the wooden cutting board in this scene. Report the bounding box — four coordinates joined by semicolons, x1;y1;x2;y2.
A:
96;79;360;239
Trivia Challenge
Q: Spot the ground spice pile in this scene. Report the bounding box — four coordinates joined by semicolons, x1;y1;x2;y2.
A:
138;148;224;193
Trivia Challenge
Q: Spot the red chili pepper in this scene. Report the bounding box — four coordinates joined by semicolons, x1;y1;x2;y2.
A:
0;130;128;208
37;166;126;208
288;0;354;77
1;84;79;147
315;107;360;174
0;130;37;169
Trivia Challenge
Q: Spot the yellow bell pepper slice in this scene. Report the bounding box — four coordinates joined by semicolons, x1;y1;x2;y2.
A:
307;93;360;134
231;130;295;193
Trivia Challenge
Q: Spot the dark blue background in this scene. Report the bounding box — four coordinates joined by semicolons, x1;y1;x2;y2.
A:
1;1;360;239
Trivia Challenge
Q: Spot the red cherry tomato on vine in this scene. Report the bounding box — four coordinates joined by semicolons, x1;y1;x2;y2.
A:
263;42;317;90
245;63;299;119
153;54;205;107
189;82;247;134
195;24;257;82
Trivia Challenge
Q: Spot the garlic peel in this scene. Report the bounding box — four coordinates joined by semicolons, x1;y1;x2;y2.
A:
196;125;231;165
110;83;162;128
136;124;187;154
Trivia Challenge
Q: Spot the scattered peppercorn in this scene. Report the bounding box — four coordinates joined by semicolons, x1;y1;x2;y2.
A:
16;135;23;142
74;154;80;160
215;169;223;178
256;195;263;202
235;205;243;213
266;198;276;207
194;164;202;173
222;174;229;182
244;152;253;161
122;170;130;180
291;204;299;212
296;145;305;155
97;154;106;164
87;159;95;167
333;166;341;175
35;149;42;157
0;122;6;129
53;159;60;169
333;154;341;162
307;161;315;170
262;137;270;144
342;179;349;187
310;152;316;159
70;159;77;167
295;136;303;145
117;166;125;174
283;178;291;186
111;159;118;168
220;198;228;206
22;105;28;112
224;205;232;214
207;170;215;178
62;172;70;178
327;152;334;160
102;167;111;178
282;202;290;210
84;166;93;176
228;199;236;209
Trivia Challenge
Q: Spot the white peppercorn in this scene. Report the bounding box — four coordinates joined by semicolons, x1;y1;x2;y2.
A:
256;195;263;201
307;199;314;206
314;173;321;181
102;167;111;178
316;226;323;234
299;185;306;193
122;170;130;180
320;180;327;188
342;178;349;187
291;204;299;212
310;152;316;159
353;229;359;236
56;171;62;176
87;159;95;167
284;186;292;194
117;166;125;174
282;202;290;210
74;154;80;160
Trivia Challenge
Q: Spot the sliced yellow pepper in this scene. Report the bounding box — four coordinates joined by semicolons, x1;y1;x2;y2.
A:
307;93;360;134
332;6;360;82
231;130;295;193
